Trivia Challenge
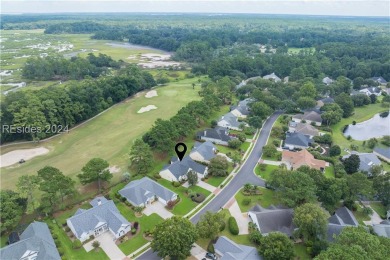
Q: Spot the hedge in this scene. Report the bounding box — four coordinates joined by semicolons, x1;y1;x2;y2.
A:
191;193;206;203
207;242;215;253
228;217;239;235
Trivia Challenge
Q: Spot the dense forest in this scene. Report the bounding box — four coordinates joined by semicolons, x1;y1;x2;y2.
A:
0;65;155;143
22;53;121;80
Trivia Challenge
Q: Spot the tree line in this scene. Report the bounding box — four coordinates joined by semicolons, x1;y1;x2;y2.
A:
22;53;121;80
1;65;155;143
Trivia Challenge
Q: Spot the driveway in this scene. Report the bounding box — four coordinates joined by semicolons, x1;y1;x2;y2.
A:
84;232;126;260
363;205;384;226
190;243;208;260
227;199;250;235
143;201;174;219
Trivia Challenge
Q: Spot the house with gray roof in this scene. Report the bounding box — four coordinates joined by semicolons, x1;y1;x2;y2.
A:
342;152;382;175
373;147;390;162
67;197;130;242
373;220;390;239
230;98;253;118
214;236;262;260
189;141;217;163
248;205;295;237
316;97;334;108
371;76;388;86
288;122;319;138
0;222;61;260
263;72;281;82
327;206;358;242
284;132;313;150
322;77;334;85
119;177;177;207
359;87;382;96
159;156;207;182
217;112;243;131
196;127;233;146
292;110;322;126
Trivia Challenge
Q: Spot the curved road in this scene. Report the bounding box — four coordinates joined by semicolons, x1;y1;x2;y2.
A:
138;112;281;260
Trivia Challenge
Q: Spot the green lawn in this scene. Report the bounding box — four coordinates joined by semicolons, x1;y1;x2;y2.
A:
324;165;335;178
0;236;7;248
115;201;164;255
156;179;211;216
235;188;280;212
370;202;388;219
288;47;315;55
255;164;279;181
353;206;371;225
205;176;226;187
48;220;109;260
55;201;92;226
262;151;282;161
294;243;312;260
1;80;202;190
331;103;388;155
215;141;250;156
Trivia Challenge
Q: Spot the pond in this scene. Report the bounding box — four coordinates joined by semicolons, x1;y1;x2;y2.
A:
343;112;390;141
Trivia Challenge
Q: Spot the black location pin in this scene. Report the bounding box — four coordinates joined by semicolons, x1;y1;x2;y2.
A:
175;143;187;161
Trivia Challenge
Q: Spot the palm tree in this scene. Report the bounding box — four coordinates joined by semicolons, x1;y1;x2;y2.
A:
243;183;252;193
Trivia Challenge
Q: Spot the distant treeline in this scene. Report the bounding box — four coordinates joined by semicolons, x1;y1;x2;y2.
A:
22;53;121;80
0;65;155;143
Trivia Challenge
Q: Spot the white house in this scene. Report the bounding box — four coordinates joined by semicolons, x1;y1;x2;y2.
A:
189;141;217;163
67;197;131;242
263;72;281;82
359;87;382;96
217;112;244;131
159;156;208;182
119;177;177;207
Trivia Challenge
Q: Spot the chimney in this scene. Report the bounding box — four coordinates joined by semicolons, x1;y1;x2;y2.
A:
97;199;101;206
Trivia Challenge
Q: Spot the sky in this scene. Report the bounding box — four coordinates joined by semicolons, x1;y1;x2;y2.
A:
1;0;389;17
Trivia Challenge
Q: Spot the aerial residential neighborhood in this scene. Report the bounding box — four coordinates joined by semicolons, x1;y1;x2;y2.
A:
0;1;390;260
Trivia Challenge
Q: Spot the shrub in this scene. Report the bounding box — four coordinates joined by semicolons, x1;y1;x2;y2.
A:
52;234;58;239
72;240;82;249
64;227;70;232
329;145;341;156
121;196;127;202
380;111;389;118
219;221;226;232
133;221;139;229
242;198;251;205
347;135;352;140
124;200;131;207
92;241;100;248
166;200;176;210
259;163;267;171
272;139;280;147
249;230;262;245
228;139;243;149
89;235;95;240
172;181;181;187
228;217;239;235
131;228;137;234
352;121;357;125
153;173;161;179
207;241;215;253
191;193;206;203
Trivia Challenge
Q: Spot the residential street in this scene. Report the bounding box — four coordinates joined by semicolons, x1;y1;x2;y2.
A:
137;111;281;260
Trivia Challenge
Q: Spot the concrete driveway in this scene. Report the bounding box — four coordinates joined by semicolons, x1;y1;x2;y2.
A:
197;180;217;193
143;201;174;219
228;199;250;235
190;243;208;260
84;232;126;260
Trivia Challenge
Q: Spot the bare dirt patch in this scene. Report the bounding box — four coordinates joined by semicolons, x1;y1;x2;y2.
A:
145;90;158;98
137;105;157;113
0;147;49;168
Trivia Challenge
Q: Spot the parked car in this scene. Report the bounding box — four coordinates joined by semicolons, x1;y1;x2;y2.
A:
205;252;217;260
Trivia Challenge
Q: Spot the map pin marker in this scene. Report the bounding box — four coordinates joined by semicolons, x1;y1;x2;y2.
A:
175;143;187;161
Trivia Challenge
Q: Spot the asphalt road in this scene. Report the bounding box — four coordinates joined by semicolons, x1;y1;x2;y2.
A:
137;112;281;260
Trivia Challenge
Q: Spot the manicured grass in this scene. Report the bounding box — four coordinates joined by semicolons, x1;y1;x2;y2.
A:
294;243;312;260
206;176;226;187
0;236;7;248
255;164;279;181
262;151;282;161
156;179;211;216
55;201;92;226
215;141;250;156
288;47;315;54
370;202;388;219
116;201;164;255
324;165;335;178
353;206;371;225
331;103;388;155
235;188;280;212
48;219;109;260
1;80;202;190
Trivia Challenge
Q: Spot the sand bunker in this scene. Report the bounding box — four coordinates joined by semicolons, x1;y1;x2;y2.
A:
145;90;158;98
137;105;157;113
0;147;49;168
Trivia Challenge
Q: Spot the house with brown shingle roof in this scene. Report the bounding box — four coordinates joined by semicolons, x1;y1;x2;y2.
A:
282;149;328;171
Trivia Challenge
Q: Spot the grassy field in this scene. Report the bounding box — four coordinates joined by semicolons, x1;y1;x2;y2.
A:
331;103;388;155
255;164;279;180
0;79;202;190
324;165;335;178
370;202;388;219
235;188;280;212
288;47;315;54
